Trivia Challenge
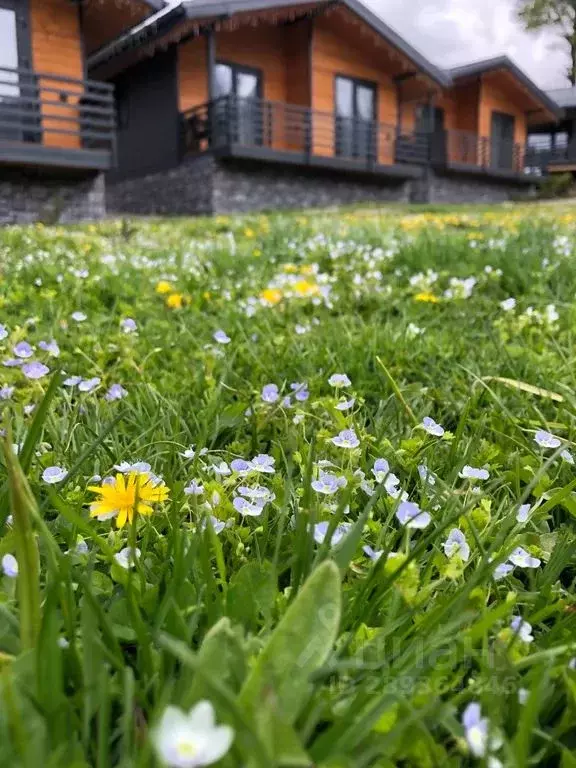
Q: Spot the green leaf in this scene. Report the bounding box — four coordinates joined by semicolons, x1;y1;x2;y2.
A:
238;560;341;724
227;562;276;628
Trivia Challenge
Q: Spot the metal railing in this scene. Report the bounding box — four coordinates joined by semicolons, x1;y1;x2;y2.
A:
0;66;115;155
181;95;428;168
430;129;527;174
524;141;576;172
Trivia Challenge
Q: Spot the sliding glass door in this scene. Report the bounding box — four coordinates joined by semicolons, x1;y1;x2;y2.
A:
213;62;263;147
335;76;376;161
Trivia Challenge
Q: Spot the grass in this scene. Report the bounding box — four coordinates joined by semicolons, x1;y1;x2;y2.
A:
0;205;576;767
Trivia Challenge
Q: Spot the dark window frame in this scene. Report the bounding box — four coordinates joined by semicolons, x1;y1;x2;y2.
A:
0;0;32;71
213;60;264;100
333;73;378;123
333;73;378;161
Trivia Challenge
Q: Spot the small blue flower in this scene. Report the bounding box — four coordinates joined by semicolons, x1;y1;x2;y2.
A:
2;553;18;578
330;429;360;449
13;341;34;359
313;521;351;546
328;373;351;388
22;361;49;380
105;384;128;401
421;416;444;437
311;471;347;495
510;616;534;643
213;330;231;344
261;384;279;403
443;528;470;561
38;340;60;357
42;466;68;484
396;501;431;529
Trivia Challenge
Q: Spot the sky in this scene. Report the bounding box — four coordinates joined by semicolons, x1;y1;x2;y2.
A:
367;0;571;89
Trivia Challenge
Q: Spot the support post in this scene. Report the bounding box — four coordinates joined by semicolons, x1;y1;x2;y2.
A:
206;26;216;101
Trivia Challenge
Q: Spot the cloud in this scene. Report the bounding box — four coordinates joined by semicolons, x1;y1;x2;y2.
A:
366;0;570;88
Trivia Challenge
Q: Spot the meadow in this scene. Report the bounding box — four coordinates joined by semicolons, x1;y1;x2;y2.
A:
0;204;575;767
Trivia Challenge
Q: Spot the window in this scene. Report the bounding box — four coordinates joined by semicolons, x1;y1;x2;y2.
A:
212;62;263;147
0;7;20;98
334;75;376;160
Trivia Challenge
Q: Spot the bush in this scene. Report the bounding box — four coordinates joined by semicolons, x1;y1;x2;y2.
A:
537;171;574;199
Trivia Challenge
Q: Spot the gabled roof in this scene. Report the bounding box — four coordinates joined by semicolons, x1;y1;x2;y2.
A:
547;87;576;109
450;56;561;118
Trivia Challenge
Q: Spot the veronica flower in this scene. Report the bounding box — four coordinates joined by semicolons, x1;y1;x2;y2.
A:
534;430;561;449
213;461;232;476
0;385;14;400
418;464;436;486
38;340;60;357
114;547;141;569
510;616;534;644
63;375;82;387
261;383;279;403
237;485;275;503
71;311;87;322
290;382;309;401
335;398;355;411
313;521;351;546
13;341;33;359
249;454;275;473
459;465;490;480
213;330;231;344
461;703;489;758
89;473;169;528
2;554;18;578
421;416;444;437
79;377;101;393
311;471;347;495
443;528;470;560
22;362;49;380
363;545;383;562
153;701;234;768
121;318;137;334
516;504;531;523
328;373;351;387
493;562;515;581
396;501;431;529
331;429;360;449
508;546;541;569
518;688;529;705
105;384;128;401
184;480;204;496
233;496;265;517
202;516;225;535
114;461;152;475
500;297;516;311
42;466;68;484
0;324;8;340
561;449;574;464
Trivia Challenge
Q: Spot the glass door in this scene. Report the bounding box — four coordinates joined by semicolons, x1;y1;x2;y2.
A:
212;62;262;147
335;76;376;161
491;111;515;170
0;0;34;141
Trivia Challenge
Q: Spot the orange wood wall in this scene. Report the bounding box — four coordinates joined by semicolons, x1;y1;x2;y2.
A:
179;37;208;112
479;73;527;147
29;0;84;148
311;13;398;163
82;0;153;55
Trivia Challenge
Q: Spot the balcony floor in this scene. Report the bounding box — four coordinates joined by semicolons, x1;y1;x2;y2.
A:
0;141;113;174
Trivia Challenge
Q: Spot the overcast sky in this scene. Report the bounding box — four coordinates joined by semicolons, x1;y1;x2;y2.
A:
367;0;570;89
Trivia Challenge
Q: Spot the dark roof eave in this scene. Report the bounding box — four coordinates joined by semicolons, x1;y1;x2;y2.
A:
450;56;561;119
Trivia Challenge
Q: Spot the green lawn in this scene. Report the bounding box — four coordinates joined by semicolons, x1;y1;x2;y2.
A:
1;206;575;767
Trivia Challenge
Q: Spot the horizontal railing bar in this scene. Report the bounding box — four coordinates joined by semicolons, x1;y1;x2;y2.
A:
0;105;114;128
0;94;115;118
0;120;114;141
0;65;114;92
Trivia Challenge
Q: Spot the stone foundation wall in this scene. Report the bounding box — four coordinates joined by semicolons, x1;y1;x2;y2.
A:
419;169;536;204
0;171;105;225
106;155;412;216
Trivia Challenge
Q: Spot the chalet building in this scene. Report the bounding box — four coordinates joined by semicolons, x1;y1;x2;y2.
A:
86;0;559;215
0;0;164;224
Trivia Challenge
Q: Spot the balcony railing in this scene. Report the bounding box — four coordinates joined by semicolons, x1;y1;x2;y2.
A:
524;142;576;172
181;95;429;169
0;66;115;162
430;129;527;175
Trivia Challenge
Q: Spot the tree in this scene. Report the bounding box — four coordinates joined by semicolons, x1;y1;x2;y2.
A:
517;0;576;84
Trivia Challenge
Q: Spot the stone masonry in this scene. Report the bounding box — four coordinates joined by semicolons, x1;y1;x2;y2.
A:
0;171;106;225
415;168;536;204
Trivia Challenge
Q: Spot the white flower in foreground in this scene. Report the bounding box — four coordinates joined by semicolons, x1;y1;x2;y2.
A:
328;373;351;388
396;501;431;529
213;330;231;345
516;504;531;524
509;547;541;569
153;701;234;768
2;553;18;578
421;416;444;437
461;702;489;758
114;547;141;570
114;461;152;475
443;528;470;561
518;688;529;705
500;298;516;311
459;465;490;480
42;466;68;484
330;429;360;449
510;616;534;644
71;311;87;323
534;430;561;449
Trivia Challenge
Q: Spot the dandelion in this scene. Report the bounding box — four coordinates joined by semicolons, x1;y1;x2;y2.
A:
153;701;234;768
311;471;347;495
166;293;184;309
443;528;470;561
421;416;444;437
71;311;87;322
331;429;360;449
510;616;534;643
414;291;439;303
155;281;172;294
1;554;18;578
396;501;431;529
114;547;141;569
261;383;279;403
509;546;541;569
121;318;137;333
534;430;561;449
260;287;283;305
500;297;516;311
88;472;170;528
22;361;49;380
13;341;33;359
459;465;490;480
105;384;128;401
42;466;67;484
313;521;351;546
328;373;351;387
213;330;231;345
516;504;531;524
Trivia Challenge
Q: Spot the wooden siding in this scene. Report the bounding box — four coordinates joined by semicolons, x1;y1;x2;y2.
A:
479;72;527;147
311;11;398;164
178;37;208;113
29;0;83;148
82;0;153;56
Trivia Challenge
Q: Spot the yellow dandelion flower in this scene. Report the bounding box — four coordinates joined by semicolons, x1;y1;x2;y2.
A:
283;263;298;273
156;280;173;295
293;280;320;297
166;293;184;309
88;472;169;529
260;287;283;305
203;291;211;300
414;291;440;304
244;228;255;238
299;265;315;275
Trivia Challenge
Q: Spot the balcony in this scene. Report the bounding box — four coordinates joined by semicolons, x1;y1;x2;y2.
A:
524;140;576;175
0;66;115;172
181;96;427;179
429;129;533;179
